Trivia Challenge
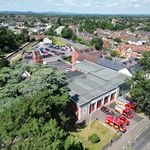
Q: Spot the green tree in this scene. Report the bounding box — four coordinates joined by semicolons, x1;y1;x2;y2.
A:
91;38;103;50
31;31;38;35
138;51;150;73
45;27;56;36
0;64;83;149
128;70;150;117
65;136;83;150
20;28;30;43
113;38;122;43
0;56;9;69
57;18;62;26
128;52;150;117
61;27;74;39
0;27;18;53
111;50;120;57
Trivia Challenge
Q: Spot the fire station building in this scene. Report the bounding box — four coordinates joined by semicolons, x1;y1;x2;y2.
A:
68;61;127;120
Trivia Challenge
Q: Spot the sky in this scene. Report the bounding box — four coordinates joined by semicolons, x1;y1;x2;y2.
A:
0;0;150;14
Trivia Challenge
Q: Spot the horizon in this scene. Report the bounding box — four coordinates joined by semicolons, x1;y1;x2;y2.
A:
0;0;150;15
0;10;150;16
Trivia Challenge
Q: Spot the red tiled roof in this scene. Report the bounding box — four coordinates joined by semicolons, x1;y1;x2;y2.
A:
118;44;150;53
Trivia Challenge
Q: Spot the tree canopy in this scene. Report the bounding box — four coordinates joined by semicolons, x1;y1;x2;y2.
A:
90;38;103;50
45;27;56;36
61;27;74;39
113;38;122;43
0;63;83;149
0;27;18;54
138;51;150;73
0;27;30;54
0;56;9;69
17;28;30;44
128;51;150;117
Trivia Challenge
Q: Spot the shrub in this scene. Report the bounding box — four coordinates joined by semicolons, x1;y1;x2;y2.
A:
88;133;100;144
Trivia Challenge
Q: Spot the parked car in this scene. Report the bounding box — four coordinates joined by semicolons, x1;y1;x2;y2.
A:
101;106;115;115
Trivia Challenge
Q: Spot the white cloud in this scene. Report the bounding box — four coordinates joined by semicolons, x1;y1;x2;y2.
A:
144;0;150;3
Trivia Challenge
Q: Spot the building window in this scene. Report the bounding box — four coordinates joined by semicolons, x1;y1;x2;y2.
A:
111;92;116;101
89;103;95;113
97;99;102;109
104;96;109;105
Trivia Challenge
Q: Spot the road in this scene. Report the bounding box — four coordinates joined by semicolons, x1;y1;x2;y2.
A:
131;126;150;150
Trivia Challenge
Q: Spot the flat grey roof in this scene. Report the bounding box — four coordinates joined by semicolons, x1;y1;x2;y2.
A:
48;60;71;71
67;71;83;80
48;60;83;79
74;61;105;73
69;61;127;106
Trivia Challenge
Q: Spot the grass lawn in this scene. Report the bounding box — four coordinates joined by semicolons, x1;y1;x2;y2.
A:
71;120;117;150
53;38;67;46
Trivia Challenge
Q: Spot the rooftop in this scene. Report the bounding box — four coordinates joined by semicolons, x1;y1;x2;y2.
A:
69;61;127;106
96;58;126;71
48;60;83;79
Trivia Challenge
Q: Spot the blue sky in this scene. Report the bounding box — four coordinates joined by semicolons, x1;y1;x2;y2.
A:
0;0;150;14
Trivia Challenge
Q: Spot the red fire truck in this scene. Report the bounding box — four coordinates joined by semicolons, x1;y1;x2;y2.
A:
115;105;134;119
115;97;136;112
118;115;130;125
105;115;127;132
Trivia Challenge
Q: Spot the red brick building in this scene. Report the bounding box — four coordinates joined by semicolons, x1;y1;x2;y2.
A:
72;48;108;65
117;44;150;58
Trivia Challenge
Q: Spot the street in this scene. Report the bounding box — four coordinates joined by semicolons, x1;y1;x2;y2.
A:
130;126;150;150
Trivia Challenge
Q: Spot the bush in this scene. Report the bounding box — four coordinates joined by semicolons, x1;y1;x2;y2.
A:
111;50;120;57
88;133;100;144
106;56;112;60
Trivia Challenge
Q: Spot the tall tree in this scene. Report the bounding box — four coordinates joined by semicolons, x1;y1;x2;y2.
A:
138;51;150;73
61;27;74;39
128;51;150;117
0;27;18;53
91;38;103;50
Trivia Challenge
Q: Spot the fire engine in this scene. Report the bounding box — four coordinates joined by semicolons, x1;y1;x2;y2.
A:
118;115;130;125
115;105;134;119
105;115;127;132
115;97;136;112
